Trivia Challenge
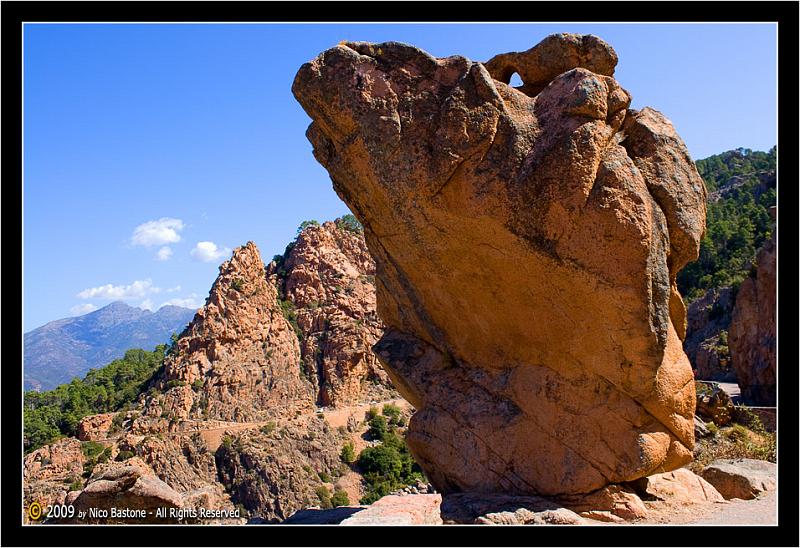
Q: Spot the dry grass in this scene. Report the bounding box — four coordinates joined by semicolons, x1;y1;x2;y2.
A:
688;423;776;473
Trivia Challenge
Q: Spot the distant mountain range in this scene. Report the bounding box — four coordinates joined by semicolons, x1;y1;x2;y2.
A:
24;301;196;392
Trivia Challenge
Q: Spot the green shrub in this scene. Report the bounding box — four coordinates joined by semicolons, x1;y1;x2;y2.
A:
724;424;749;442
278;299;303;341
315;485;332;509
365;406;379;421
340;442;356;464
331;489;350;507
115;450;135;462
335;214;363;234
382;404;402;425
166;379;186;390
192;379;204;391
81;441;105;459
222;435;233;449
260;421;276;436
98;446;112;464
23;346;167;454
732;406;766;433
231;278;245;292
367;415;388;441
68;479;83;491
318;471;332;483
706;422;719;437
298;220;321;234
357;430;424;504
359;444;404;479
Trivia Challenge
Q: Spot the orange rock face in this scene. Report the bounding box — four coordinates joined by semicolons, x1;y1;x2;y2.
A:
729;232;776;405
157;241;314;422
268;221;391;407
77;413;116;441
293;33;706;495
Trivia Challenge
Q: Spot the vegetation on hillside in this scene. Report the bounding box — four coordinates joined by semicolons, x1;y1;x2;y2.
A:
688;410;776;474
677;147;776;302
356;405;424;504
23;346;166;453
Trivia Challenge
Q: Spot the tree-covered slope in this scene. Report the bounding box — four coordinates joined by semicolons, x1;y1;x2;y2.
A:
23;346;167;453
677;147;776;302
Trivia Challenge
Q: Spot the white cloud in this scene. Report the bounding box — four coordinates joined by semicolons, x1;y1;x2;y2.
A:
160;294;201;309
155;246;173;261
166;285;182;293
70;303;98;315
77;279;161;300
140;299;155;311
190;241;231;263
131;218;185;247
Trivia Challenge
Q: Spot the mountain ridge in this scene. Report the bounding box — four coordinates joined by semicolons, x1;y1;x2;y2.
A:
24;301;196;391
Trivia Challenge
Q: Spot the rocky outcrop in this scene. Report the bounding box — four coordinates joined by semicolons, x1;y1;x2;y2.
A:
268;220;392;407
699;459;776;500
340;494;443;525
293;33;706;495
77;413;116;441
729;232;776;405
684;287;736;381
24;437;85;482
215;415;347;522
441;493;585;525
23;438;86;522
630;468;724;503
557;484;648;521
695;381;734;426
24;235;392;524
68;458;184;523
154;242;314;422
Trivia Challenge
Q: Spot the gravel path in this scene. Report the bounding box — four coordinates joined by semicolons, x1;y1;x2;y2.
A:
637;491;776;525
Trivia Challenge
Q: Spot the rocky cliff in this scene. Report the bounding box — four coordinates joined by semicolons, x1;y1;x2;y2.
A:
25;227;394;523
293;33;706;496
684;287;736;382
729;231;776;405
268;220;391;407
151;241;315;423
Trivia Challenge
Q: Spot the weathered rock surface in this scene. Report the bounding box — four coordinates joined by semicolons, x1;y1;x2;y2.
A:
339;494;443;525
153;241;315;422
694;415;712;438
729;232;776;405
699;459;776;500
630;468;724;503
68;458;184;523
77;412;117;441
695;381;734;426
557;484;648;521
23;438;86;523
268;220;392;407
293;33;706;495
441;493;585;524
684;287;736;382
215;415;347;522
24;437;85;482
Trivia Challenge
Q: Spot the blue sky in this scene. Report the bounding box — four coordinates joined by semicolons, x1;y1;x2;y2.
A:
23;23;777;331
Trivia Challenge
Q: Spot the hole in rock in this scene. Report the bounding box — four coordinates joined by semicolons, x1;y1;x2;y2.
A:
509;72;523;88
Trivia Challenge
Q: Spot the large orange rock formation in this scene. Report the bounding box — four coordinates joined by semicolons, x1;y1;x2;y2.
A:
293;33;707;495
729;231;776;405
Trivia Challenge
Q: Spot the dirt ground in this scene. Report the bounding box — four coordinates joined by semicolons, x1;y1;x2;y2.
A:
634;490;777;525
